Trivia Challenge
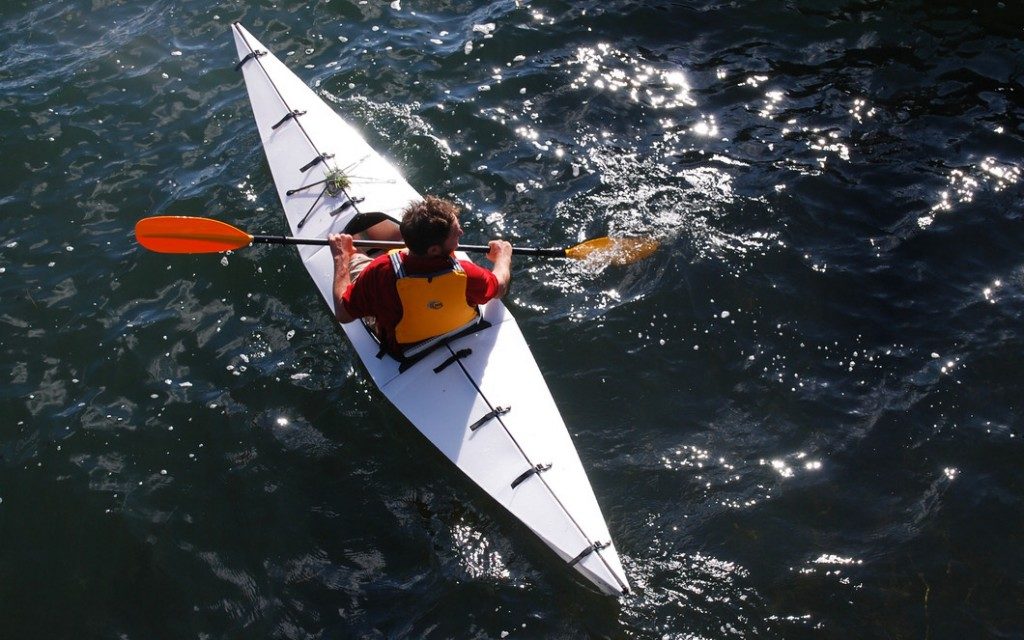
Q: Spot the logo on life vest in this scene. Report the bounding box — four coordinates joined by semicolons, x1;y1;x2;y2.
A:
427;300;444;310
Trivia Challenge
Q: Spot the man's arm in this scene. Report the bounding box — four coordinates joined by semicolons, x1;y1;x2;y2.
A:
328;233;357;323
486;239;513;299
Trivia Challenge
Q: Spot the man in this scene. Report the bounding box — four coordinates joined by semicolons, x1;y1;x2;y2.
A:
328;196;512;357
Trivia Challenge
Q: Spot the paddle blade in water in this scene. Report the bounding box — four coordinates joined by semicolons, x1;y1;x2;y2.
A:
564;237;659;266
135;216;254;254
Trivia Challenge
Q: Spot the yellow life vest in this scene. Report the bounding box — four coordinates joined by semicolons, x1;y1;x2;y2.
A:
389;250;480;346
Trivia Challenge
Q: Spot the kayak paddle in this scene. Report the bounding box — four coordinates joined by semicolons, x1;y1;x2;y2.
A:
135;216;659;266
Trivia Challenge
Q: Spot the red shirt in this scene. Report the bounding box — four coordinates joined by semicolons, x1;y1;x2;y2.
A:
342;252;500;355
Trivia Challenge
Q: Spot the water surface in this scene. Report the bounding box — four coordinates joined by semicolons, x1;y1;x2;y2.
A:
2;1;1023;638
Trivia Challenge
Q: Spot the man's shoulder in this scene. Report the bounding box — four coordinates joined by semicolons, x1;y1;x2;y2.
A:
458;258;493;277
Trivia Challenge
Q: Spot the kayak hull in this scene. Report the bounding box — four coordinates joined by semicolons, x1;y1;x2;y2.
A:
231;23;629;596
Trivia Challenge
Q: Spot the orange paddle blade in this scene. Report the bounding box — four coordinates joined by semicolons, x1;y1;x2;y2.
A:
564;237;660;266
135;216;254;253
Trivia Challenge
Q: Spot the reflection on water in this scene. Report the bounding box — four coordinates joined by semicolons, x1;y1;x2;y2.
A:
450;516;512;583
921;156;1021;228
4;0;1024;638
568;43;697;111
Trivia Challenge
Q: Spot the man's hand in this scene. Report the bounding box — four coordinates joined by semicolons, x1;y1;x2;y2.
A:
329;233;357;262
329;233;357;323
486;239;512;263
486;239;513;299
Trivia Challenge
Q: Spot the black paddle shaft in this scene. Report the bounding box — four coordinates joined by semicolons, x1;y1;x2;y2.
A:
250;235;567;258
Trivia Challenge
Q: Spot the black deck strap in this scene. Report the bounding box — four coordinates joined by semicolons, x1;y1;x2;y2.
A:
288;177;355;197
234;49;266;71
568;541;610;567
296;184;328;229
328;199;355;218
511;463;552;489
328;196;365;218
287;180;324;196
271;109;307;130
469;406;510;432
433;348;472;374
300;152;334;173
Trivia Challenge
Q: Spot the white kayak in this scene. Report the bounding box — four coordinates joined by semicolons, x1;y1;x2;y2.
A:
231;23;629;596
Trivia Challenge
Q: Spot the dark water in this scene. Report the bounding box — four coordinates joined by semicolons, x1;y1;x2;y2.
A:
2;0;1023;637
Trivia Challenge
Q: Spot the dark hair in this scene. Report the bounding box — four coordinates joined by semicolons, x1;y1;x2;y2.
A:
400;196;460;255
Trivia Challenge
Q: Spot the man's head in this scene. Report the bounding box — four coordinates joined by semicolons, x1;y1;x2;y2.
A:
400;196;464;256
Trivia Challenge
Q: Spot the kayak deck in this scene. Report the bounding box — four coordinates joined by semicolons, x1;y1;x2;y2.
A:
231;22;629;596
